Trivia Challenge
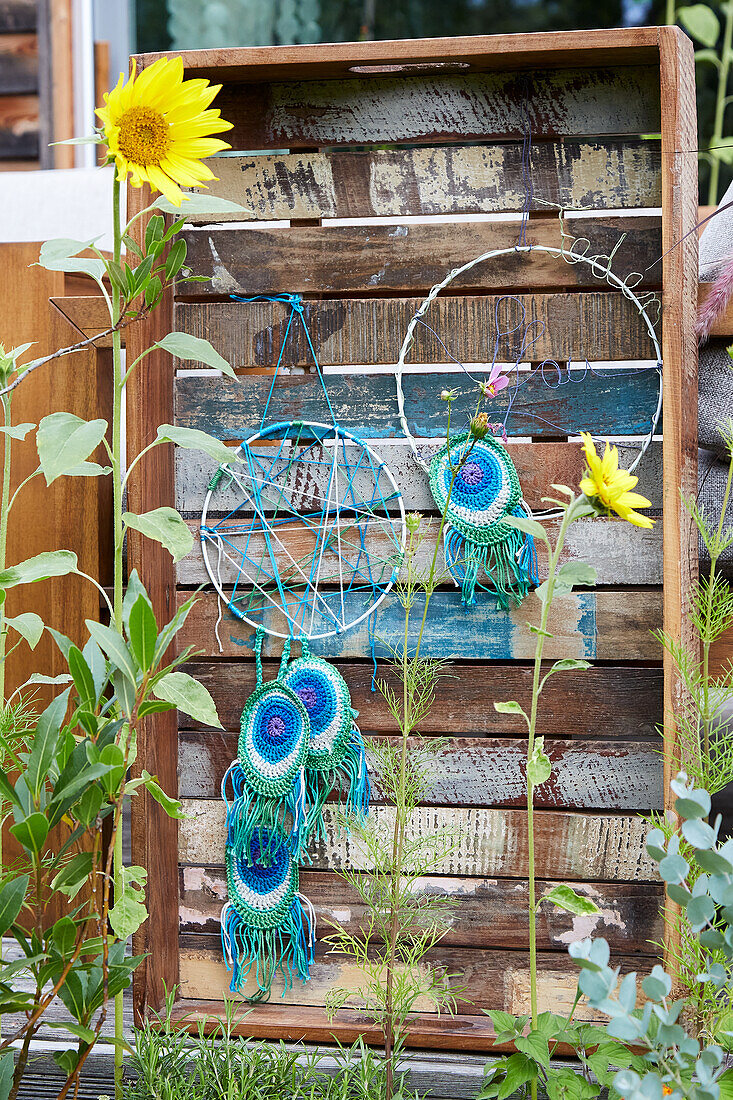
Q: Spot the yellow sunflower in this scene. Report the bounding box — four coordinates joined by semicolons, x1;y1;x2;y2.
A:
96;56;233;206
579;432;654;529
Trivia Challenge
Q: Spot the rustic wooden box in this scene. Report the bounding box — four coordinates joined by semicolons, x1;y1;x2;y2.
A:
126;28;698;1050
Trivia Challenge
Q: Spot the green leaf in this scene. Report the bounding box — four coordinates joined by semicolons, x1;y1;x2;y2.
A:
0;1051;13;1100
4;612;44;650
152;671;222;727
493;700;526;716
10;813;50;859
527;737;552;786
0;875;28;935
678;4;720;46
20;672;73;690
36;412;108;486
695;47;722;66
141;771;189;819
47;1021;96;1045
123;507;194;564
26;690;70;797
165;238;187;280
503;514;550;544
37;239;106;282
642;964;672;1001
84;620;138;684
515;1031;550;1070
51;852;94;899
557;561;597;587
155;332;236;379
67;646;96;710
682;817;716;849
155;424;238;466
154;193;251;217
109;865;148;939
547;658;592;674
710;142;733;165
496;1054;537;1100
542;884;600;916
128;595;158;673
0;423;34;440
0;549;78;588
51;916;77;957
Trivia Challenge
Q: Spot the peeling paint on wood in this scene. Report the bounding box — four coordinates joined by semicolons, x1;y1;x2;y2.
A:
175;588;661;661
174;364;661;439
188;142;662;223
177;661;663;739
179;732;662;810
215;67;661;149
178;801;658;882
180;217;662;295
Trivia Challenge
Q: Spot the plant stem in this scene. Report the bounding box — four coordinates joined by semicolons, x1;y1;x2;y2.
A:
665;0;675;26
110;172;125;1100
709;1;733;205
0;391;10;1044
701;449;733;771
525;500;575;1100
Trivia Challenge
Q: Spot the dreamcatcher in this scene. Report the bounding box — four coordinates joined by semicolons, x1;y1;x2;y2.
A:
395;238;663;605
203;293;404;998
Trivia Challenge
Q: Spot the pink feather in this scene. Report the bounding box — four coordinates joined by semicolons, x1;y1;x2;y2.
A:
698;254;733;343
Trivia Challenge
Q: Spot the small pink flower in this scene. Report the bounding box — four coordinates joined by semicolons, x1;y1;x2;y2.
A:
480;364;511;399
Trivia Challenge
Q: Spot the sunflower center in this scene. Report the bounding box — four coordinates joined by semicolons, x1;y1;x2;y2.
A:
117;106;170;166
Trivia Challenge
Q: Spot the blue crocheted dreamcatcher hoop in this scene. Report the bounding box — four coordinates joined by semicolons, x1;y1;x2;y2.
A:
395;242;663;604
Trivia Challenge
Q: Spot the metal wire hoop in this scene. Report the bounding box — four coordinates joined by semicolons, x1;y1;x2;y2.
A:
200;420;407;642
395;244;663;504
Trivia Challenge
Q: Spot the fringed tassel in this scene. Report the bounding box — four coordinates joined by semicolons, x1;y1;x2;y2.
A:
444;506;538;609
305;725;371;840
219;894;315;1001
222;761;307;862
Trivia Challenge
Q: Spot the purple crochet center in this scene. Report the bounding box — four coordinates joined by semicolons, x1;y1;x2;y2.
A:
462;461;484;486
296;686;319;710
266;715;286;739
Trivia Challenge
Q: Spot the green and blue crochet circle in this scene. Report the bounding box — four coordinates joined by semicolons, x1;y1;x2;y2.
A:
281;656;354;773
429;433;522;547
225;830;299;931
238;681;309;798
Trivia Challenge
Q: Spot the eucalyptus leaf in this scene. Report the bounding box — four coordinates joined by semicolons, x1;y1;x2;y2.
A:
152;671;222;728
123;507;194;564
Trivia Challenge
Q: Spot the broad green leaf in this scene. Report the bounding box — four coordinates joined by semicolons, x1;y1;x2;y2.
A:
85;619;138;684
10;812;50;859
123;507;193;564
109;865;148;939
47;627;73;659
557;561;597;587
527;737;552;786
0;1051;13;1100
493;700;526;716
542;884;600;916
51;915;76;956
37;239;106;283
154;193;251;217
128;595;158;673
682;816;716;850
36;412;108;486
46;1021;96;1045
141;770;189;819
4;612;44;650
678;4;720;46
19;673;73;690
51;852;94;899
155;332;236;379
38;237;99;263
503;514;550;544
642;964;672;1001
153;671;222;727
547;658;592;674
515;1031;550;1070
122;569;153;631
0;423;34;440
0;549;78;588
26;689;70;797
153;592;198;663
0;875;28;935
155;424;238;466
67;646;96;710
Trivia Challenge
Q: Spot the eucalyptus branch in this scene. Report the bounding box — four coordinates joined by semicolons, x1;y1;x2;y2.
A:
0;321;135;399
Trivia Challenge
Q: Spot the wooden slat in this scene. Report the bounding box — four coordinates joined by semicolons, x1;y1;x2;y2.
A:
181;217;661;296
180;732;662;810
180;867;664;951
0;93;38;158
0;33;37;94
174;366;661;440
210;66;661;150
178;938;647;1022
176;588;661;661
180;514;662;587
176;441;665;514
0;1;36;32
178;661;663;739
190;142;662;223
179;801;657;881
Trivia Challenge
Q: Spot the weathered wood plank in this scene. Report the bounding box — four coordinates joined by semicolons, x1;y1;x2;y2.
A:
176;588;661;662
174;366;661;441
180;515;662;587
174;296;658;370
177;440;664;515
178;661;663;739
0;33;37;94
0;1;36;33
0;93;38;158
180;732;662;810
180;867;664;951
214;67;661;149
181;217;662;296
190;142;662;223
179;801;657;881
178;938;647;1022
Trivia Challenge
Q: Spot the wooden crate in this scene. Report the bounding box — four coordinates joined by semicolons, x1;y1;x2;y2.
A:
126;28;698;1050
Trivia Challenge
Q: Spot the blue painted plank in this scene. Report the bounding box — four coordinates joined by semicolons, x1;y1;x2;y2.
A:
175;367;661;440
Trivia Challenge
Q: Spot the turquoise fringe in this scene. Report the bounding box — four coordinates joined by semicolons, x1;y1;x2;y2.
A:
220;893;315;1001
223;760;307;863
306;725;371;841
444;512;538;608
